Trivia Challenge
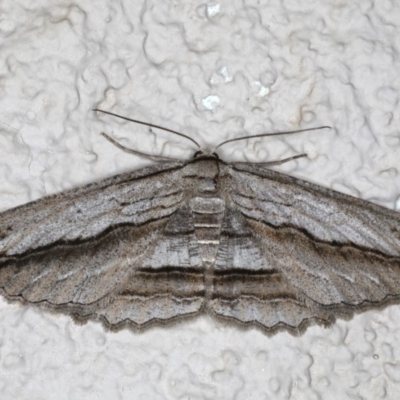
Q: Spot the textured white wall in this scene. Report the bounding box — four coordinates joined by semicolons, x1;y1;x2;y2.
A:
0;1;400;399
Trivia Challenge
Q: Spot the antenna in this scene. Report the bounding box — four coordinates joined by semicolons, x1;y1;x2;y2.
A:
213;126;332;151
93;109;202;149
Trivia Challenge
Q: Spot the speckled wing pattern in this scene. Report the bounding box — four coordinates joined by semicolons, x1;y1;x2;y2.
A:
0;157;400;334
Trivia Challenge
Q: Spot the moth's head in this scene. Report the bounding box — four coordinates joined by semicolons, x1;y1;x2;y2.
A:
192;150;220;160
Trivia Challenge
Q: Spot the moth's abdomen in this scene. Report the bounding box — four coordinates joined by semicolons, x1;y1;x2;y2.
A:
189;196;224;264
183;159;226;265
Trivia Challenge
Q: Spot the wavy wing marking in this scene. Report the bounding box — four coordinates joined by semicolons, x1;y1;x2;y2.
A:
231;164;400;256
209;166;400;334
0;163;184;256
0;163;204;329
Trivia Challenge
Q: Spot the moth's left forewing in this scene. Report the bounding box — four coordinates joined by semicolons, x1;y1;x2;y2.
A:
0;162;205;330
0;162;185;256
209;163;400;334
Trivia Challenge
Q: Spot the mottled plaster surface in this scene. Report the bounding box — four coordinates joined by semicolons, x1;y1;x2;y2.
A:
0;1;400;399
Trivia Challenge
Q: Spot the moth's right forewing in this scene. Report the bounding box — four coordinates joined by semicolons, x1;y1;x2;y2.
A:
230;164;400;256
215;164;400;334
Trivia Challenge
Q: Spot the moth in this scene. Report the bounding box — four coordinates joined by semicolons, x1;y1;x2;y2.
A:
0;109;399;336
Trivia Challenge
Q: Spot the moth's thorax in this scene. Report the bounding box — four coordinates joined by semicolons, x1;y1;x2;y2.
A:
185;159;225;266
